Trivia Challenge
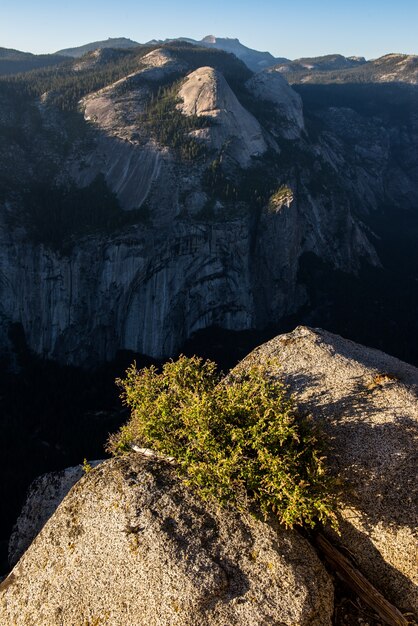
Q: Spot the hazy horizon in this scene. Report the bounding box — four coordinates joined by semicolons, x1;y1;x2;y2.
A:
1;0;418;60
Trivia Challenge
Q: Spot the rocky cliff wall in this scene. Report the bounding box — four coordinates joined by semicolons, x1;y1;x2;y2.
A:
0;45;415;365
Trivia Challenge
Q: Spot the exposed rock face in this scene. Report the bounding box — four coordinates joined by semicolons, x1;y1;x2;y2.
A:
372;53;418;84
246;69;305;139
178;66;267;166
76;48;184;212
80;49;185;143
0;219;257;363
235;326;418;613
0;188;378;363
0;456;334;625
8;461;103;567
0;43;416;365
72;135;164;211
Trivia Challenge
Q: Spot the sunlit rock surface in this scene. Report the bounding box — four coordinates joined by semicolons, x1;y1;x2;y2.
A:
236;326;418;613
0;457;334;626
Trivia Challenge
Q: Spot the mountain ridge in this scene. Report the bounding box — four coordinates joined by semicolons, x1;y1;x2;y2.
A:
0;47;68;75
56;36;141;58
275;52;418;84
3;35;418;85
0;41;417;366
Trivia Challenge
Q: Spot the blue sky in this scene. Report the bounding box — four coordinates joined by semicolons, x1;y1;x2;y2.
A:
1;0;417;59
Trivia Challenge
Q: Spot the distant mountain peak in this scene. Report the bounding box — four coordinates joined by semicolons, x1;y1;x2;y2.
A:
56;37;140;58
186;35;286;71
347;55;366;63
202;35;240;43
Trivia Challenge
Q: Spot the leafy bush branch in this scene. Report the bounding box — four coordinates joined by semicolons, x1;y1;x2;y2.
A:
108;355;339;530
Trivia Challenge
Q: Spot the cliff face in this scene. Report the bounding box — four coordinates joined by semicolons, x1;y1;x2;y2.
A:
0;200;374;364
177;66;267;166
0;44;416;364
246;68;305;139
0;217;251;362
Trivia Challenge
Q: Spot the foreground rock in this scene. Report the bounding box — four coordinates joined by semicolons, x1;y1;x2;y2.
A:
8;461;103;567
236;326;418;613
0;456;333;625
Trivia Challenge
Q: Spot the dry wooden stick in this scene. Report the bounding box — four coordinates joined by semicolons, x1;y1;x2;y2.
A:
314;532;409;626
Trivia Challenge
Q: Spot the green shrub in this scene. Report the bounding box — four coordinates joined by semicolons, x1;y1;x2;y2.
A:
108;355;338;529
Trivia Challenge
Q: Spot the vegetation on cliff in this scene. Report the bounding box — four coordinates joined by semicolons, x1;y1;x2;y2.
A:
142;80;210;161
108;356;338;530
